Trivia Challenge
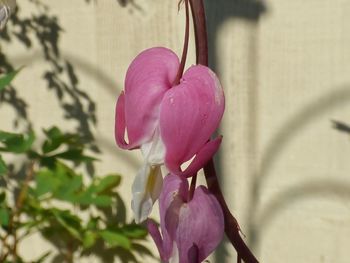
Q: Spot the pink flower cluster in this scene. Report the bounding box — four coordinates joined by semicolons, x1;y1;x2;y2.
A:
115;47;225;262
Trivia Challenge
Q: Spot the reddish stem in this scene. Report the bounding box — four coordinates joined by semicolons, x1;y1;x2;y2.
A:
204;161;258;263
188;0;259;262
188;0;208;66
188;173;197;201
173;0;190;85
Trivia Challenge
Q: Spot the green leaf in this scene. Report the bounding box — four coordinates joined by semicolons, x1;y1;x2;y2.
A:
0;192;5;203
75;191;112;207
100;230;131;250
93;174;121;194
89;195;112;207
86;217;100;230
0;207;10;226
0;67;23;92
52;210;82;241
0;130;35;153
0;155;7;175
42;126;81;153
55;175;83;201
83;231;97;249
35;169;58;197
54;149;97;162
121;224;148;239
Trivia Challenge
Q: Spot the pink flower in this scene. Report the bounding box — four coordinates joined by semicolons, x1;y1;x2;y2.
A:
115;47;224;222
147;173;224;263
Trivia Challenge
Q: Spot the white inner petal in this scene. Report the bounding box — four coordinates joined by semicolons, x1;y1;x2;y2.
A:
169;242;179;263
131;163;163;223
141;127;165;165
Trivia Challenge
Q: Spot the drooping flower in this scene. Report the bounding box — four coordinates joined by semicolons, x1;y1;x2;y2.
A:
115;47;225;222
147;173;224;263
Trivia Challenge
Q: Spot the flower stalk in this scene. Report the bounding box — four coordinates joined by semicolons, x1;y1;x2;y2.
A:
187;0;259;262
173;0;190;86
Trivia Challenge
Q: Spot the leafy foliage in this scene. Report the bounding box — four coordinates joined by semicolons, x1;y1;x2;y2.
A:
0;73;153;262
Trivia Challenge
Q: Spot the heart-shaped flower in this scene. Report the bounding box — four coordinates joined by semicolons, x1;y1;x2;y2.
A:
147;173;224;263
115;47;224;222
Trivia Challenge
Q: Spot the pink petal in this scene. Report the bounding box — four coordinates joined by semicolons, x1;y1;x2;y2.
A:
166;137;222;178
115;92;131;149
159;174;189;260
116;47;179;149
175;186;224;263
147;219;167;261
159;65;225;176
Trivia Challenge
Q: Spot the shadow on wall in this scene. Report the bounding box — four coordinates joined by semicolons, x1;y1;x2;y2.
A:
249;85;350;254
205;1;350;262
0;0;97;153
0;0;140;172
204;0;266;262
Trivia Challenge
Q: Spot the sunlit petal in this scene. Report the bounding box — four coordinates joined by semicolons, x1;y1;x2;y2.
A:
151;174;224;263
159;65;225;176
141;128;166;165
119;47;179;149
131;164;163;223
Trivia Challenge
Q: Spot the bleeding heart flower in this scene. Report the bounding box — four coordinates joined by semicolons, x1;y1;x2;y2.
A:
115;47;224;223
147;173;224;263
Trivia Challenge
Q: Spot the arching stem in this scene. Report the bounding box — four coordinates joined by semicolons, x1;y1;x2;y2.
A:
188;0;259;262
173;0;190;85
188;173;197;201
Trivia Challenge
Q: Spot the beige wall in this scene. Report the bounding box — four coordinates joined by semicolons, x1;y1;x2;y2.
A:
2;0;350;262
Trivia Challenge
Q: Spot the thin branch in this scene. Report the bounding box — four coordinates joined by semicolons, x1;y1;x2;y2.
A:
188;0;259;262
173;0;190;85
0;161;36;262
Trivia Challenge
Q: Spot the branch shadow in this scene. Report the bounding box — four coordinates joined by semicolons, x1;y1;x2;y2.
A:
204;1;266;262
205;1;350;262
1;3;98;155
257;179;350;230
248;84;350;255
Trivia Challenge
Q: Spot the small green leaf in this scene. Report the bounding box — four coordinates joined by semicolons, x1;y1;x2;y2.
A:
94;174;121;194
83;231;97;249
0;207;10;226
52;210;82;241
55;175;83;201
0;130;35;153
75;191;112;207
0;155;7;175
54;149;97;162
121;224;148;239
0;67;23;91
86;217;100;230
35;169;59;197
42;126;81;153
100;230;131;250
0;192;5;203
90;195;112;207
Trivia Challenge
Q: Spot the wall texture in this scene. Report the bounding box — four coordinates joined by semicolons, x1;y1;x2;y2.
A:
1;0;350;262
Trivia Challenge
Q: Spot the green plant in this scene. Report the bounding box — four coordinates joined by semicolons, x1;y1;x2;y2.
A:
0;71;152;263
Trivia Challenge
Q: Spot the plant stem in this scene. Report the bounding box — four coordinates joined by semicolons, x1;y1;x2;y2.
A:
188;0;208;66
188;0;259;262
188;173;197;201
204;161;258;263
173;0;190;85
0;161;36;262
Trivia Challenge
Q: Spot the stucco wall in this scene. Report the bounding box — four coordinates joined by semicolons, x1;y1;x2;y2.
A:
1;0;350;262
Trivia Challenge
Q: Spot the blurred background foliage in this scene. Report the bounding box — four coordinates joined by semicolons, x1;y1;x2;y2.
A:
0;1;152;262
